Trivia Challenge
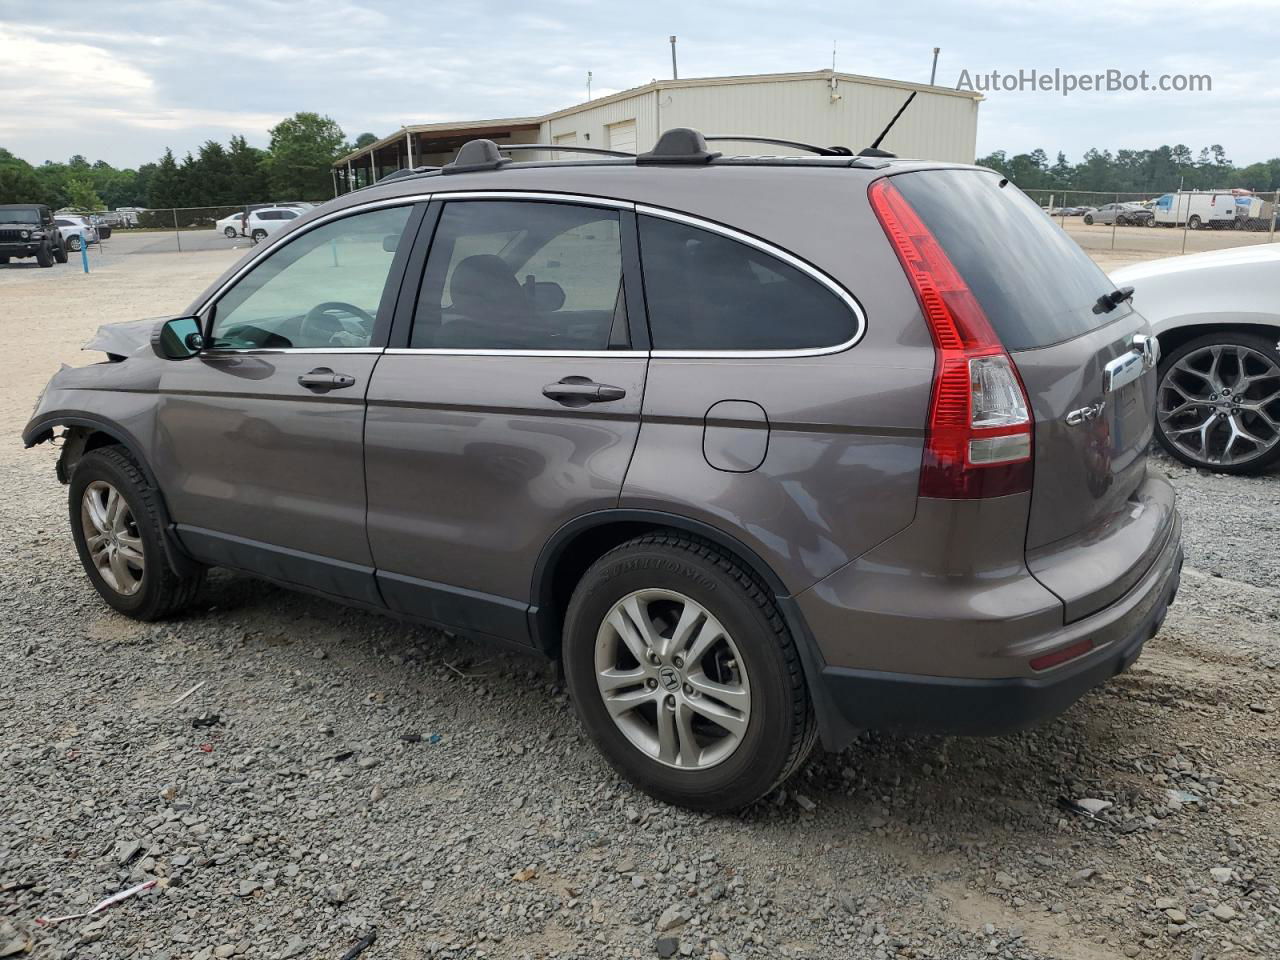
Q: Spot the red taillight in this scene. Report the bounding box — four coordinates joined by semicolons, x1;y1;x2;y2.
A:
869;178;1034;499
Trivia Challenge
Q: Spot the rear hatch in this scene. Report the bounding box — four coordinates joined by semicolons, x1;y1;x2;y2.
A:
893;169;1175;622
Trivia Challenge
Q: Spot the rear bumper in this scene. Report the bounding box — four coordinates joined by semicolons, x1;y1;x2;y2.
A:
814;518;1182;739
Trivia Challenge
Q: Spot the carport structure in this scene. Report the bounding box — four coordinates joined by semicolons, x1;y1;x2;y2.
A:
333;117;542;194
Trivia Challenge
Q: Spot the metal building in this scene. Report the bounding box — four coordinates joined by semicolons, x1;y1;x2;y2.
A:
332;70;982;193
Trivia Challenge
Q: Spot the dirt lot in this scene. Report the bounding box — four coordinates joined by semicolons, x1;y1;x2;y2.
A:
0;248;1277;960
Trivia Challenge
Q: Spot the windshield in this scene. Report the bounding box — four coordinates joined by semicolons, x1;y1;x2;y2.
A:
892;169;1124;350
0;208;41;224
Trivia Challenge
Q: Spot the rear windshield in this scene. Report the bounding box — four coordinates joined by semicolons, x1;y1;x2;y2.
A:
892;169;1122;350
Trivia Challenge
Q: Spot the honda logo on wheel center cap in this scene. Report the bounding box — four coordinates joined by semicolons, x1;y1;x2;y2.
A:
658;666;680;691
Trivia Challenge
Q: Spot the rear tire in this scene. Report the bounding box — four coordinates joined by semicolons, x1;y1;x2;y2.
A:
1083;214;1094;225
68;235;82;251
562;532;816;812
1188;215;1202;230
68;446;205;620
251;229;267;242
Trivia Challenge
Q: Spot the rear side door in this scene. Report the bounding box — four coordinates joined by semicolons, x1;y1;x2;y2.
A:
363;195;649;642
154;202;422;603
893;170;1171;621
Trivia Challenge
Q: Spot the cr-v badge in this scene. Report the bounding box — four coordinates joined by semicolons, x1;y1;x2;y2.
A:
1065;401;1106;426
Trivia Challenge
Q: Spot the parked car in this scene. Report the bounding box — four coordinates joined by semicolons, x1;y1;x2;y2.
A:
1083;202;1152;226
25;129;1183;811
244;205;301;242
215;212;246;238
0;204;68;266
55;215;99;250
1111;244;1280;474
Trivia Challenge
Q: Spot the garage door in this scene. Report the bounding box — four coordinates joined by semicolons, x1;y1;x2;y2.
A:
553;132;577;146
607;120;637;154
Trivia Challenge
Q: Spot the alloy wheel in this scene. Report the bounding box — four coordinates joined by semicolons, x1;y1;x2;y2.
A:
1158;343;1280;467
80;480;145;595
594;589;751;770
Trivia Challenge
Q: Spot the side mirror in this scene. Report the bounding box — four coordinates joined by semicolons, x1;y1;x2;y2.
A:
151;316;205;360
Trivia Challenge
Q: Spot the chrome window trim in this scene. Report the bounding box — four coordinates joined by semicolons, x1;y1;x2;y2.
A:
192;191;866;362
384;348;646;358
635;204;867;359
202;347;384;357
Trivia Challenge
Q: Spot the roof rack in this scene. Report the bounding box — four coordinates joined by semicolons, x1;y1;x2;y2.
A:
495;143;635;158
378;166;440;184
637;128;720;165
704;136;852;157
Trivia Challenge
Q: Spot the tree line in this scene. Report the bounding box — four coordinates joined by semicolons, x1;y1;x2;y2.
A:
0;113;377;211
978;144;1280;197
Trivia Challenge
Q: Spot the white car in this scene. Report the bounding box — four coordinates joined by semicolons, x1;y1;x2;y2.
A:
215;212;246;238
1111;244;1280;474
245;206;302;243
54;216;99;250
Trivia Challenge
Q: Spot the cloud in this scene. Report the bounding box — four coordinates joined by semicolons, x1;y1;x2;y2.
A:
1;1;1278;167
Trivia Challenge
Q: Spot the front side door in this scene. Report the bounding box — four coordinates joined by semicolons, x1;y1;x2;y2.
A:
364;197;648;641
154;203;420;602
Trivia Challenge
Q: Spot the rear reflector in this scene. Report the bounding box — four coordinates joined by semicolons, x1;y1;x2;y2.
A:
869;178;1034;499
1029;637;1095;671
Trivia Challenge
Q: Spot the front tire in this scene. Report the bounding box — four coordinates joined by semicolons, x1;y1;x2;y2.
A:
562;532;816;811
36;243;54;267
1083;214;1094;225
1155;332;1280;475
54;242;68;263
68;447;204;619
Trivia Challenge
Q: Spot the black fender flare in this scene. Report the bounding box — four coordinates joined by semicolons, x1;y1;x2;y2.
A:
24;411;200;577
529;508;856;751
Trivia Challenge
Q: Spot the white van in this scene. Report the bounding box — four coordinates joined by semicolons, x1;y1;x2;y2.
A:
1151;191;1238;230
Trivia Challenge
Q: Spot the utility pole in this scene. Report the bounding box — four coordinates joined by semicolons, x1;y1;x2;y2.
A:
930;47;940;85
587;70;593;100
669;35;678;79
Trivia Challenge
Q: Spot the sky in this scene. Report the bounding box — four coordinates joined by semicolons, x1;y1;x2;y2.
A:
2;0;1278;170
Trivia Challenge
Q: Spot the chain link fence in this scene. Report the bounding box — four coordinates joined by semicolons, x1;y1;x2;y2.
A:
61;203;325;255
1021;188;1280;257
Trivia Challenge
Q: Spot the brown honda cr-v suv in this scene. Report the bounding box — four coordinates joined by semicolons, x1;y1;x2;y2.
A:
25;130;1182;811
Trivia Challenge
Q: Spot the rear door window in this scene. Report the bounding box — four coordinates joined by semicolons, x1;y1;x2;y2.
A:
637;215;857;352
891;169;1122;350
412;200;627;351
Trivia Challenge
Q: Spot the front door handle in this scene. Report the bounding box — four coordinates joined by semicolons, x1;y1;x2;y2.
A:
298;367;357;392
542;376;627;405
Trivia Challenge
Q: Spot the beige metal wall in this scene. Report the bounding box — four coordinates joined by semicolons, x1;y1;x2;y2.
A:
536;75;978;164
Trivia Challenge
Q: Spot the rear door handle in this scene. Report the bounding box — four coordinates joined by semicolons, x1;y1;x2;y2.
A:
542;377;627;404
298;367;356;392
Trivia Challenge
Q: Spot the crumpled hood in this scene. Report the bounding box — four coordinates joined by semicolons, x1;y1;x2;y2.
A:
83;318;157;358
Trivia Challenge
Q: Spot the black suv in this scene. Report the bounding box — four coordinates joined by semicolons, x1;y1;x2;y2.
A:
0;204;68;267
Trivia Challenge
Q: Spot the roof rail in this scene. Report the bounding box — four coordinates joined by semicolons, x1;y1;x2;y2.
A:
378;166;440;184
494;143;635;158
704;136;852;157
637;128;720;165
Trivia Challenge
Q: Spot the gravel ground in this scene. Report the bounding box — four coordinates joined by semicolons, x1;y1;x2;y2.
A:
0;250;1277;960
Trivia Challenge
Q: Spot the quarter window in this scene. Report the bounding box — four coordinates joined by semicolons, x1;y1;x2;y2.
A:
637;215;857;351
412;201;626;351
210;206;411;349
